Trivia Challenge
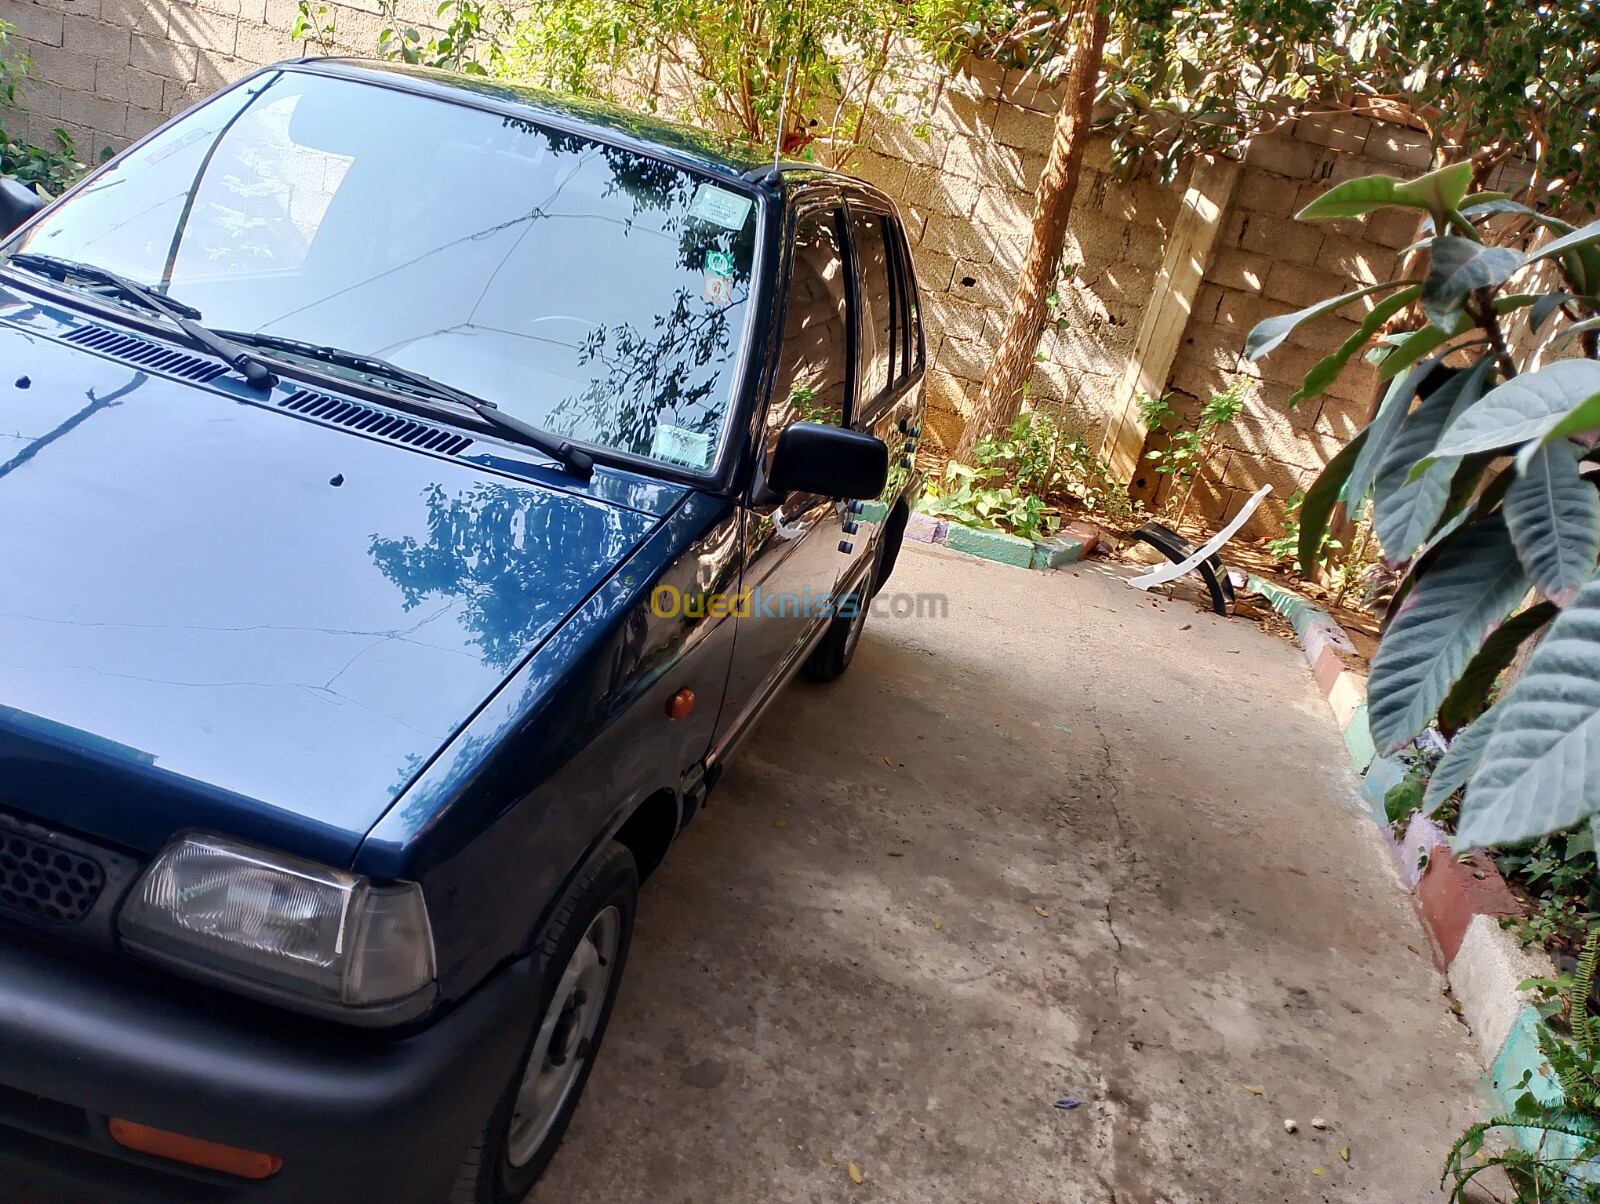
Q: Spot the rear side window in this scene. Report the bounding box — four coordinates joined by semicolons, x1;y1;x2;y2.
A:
766;208;850;453
848;207;895;406
890;218;923;381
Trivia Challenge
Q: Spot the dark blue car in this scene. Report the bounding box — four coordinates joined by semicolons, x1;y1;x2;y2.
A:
0;59;924;1204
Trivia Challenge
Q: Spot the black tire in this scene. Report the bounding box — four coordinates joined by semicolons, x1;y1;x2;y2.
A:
803;549;879;683
450;842;638;1204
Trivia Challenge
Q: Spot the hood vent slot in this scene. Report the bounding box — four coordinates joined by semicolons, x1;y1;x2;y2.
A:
62;323;230;383
277;388;474;455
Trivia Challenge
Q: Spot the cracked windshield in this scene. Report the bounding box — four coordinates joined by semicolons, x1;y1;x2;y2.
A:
6;70;759;471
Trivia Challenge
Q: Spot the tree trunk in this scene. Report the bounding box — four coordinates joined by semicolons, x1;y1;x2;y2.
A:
950;0;1109;465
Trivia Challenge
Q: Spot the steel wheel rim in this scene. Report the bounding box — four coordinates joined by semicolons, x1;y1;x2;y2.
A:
506;905;621;1168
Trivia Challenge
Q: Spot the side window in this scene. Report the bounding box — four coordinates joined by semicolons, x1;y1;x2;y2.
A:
766;208;850;454
890;220;924;379
847;206;895;408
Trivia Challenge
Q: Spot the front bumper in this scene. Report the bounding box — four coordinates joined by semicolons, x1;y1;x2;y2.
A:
0;933;538;1203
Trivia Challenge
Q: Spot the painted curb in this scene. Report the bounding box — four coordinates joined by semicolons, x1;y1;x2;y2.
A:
922;517;1100;571
944;522;1035;567
1451;914;1554;1067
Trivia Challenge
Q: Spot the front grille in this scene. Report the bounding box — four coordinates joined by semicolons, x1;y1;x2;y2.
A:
0;831;105;924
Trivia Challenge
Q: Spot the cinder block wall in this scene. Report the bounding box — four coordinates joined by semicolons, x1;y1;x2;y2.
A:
0;1;1492;537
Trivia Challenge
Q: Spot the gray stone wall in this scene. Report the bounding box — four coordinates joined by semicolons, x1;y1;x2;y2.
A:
1;1;1494;536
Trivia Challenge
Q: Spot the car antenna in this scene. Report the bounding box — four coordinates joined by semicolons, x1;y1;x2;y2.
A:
771;57;795;172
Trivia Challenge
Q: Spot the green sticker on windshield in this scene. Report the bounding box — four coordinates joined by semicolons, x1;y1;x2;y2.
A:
705;249;734;275
688;184;753;230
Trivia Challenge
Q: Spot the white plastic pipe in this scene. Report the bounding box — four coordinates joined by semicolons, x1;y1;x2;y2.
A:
1128;484;1273;590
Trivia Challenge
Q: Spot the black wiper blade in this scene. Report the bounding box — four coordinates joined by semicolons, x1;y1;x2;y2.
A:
6;252;278;391
222;331;594;479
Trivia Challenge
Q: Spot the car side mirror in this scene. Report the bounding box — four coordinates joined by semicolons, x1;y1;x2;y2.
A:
767;422;889;500
0;178;45;239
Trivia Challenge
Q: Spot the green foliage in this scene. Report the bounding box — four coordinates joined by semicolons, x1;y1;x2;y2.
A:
1348;0;1600;210
919;460;1056;542
1246;157;1600;853
0;127;86;197
0;18;91;198
1498;828;1600;953
292;2;339;54
917;410;1128;540
1138;382;1246;523
1443;926;1600;1202
377;0;511;75
493;0;918;149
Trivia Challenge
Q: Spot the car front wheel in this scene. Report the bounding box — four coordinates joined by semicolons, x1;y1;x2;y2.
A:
451;842;637;1203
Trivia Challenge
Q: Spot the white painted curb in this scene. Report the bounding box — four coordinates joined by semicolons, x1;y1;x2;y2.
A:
1449;913;1555;1066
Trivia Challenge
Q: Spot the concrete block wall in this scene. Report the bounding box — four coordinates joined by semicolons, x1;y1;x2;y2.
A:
0;0;445;162
0;5;1451;537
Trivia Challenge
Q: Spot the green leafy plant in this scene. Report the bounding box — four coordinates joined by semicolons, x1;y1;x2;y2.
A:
1443;927;1600;1201
495;0;920;152
1497;827;1600;954
291;1;340;54
377;0;511;75
1266;490;1344;564
1246;158;1600;852
917;411;1128;540
1;18;90;198
918;461;1057;542
1138;382;1246;524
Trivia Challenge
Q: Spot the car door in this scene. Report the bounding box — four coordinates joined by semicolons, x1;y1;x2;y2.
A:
715;199;856;735
838;195;927;587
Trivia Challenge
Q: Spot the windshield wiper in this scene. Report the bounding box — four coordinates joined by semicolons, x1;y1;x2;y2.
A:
5;251;279;391
220;331;594;479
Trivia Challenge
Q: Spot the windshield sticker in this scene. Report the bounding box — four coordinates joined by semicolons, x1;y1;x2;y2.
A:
688;184;753;230
704;249;734;275
651;424;714;468
703;273;733;304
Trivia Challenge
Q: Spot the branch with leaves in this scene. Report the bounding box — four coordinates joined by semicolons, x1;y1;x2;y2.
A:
1247;159;1600;852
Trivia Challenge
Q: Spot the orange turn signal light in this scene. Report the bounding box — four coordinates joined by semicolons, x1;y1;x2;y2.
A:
666;688;695;719
108;1118;282;1180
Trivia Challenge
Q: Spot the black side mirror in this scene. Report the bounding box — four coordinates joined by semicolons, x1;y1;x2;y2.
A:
767;422;889;500
0;178;45;239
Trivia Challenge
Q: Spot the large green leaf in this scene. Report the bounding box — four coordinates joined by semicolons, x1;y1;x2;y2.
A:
1297;429;1368;577
1346;356;1440;511
1376;318;1470;381
1244;281;1411;362
1296;175;1405;221
1372;361;1492;565
1424;703;1505;815
1287;287;1420;408
1503;439;1600;603
1366;515;1531;753
1455;573;1600;848
1525;219;1600;268
1419;237;1524;332
1438;601;1558;733
1433;360;1600;458
1377;293;1531;381
1392;162;1475;219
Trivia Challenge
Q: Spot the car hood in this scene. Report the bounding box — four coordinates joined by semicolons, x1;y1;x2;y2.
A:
0;316;663;865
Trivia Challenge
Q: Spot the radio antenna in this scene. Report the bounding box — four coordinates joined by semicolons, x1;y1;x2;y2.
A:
773;57;795;171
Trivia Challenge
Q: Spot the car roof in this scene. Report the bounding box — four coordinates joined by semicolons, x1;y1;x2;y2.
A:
291;58;809;185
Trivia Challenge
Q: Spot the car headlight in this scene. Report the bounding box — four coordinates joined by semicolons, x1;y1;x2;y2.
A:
118;833;435;1019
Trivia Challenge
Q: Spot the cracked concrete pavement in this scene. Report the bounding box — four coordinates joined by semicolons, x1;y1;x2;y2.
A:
528;541;1485;1203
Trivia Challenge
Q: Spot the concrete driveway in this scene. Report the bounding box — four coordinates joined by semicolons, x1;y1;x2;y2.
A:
529;542;1484;1203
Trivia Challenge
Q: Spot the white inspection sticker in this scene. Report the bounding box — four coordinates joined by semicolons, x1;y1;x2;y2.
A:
688;184;753;230
651;424;714;467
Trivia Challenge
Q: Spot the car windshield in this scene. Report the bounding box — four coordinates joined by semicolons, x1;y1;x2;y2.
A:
3;70;761;473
